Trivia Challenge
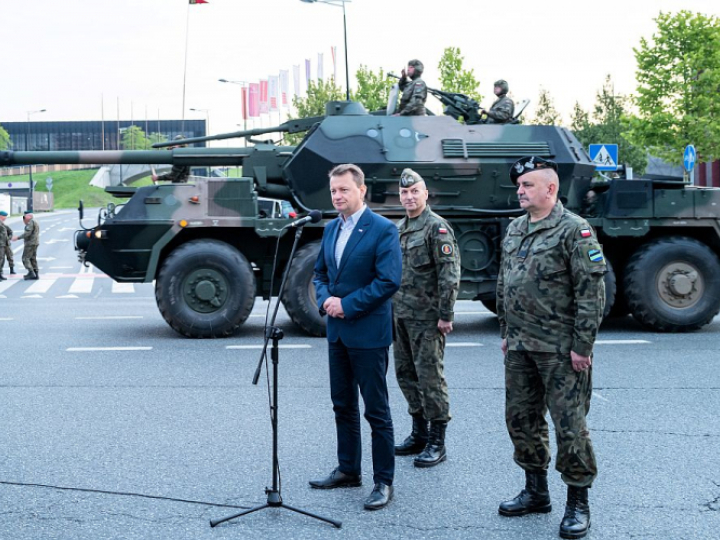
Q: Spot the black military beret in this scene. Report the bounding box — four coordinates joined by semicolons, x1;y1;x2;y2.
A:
509;156;558;185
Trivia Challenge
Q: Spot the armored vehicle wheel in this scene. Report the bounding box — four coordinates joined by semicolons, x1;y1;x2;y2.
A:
480;299;497;314
623;237;720;332
602;258;617;320
282;241;327;337
156;240;256;338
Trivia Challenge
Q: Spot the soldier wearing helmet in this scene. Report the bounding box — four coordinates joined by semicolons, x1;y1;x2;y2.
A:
396;59;428;116
481;79;515;124
152;134;191;184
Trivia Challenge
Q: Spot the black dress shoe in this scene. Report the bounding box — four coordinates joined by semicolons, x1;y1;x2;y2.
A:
309;467;362;490
363;483;393;510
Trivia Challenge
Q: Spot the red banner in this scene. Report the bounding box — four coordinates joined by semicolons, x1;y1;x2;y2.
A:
189;0;209;5
259;80;269;114
248;83;260;118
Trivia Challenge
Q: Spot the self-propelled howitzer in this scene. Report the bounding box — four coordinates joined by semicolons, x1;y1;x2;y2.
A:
2;99;719;338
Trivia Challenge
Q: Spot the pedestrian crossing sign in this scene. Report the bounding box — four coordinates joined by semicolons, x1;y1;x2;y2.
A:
589;144;619;171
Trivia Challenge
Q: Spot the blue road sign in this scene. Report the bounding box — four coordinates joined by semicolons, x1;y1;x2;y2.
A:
683;145;697;173
589;144;619;171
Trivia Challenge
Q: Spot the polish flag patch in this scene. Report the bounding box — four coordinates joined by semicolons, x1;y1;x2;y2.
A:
580;228;592;238
438;227;448;234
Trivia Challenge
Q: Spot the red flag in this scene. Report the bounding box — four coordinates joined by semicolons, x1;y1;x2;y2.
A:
248;83;260;117
189;0;209;4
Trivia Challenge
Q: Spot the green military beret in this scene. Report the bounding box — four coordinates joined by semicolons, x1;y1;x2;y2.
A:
0;211;8;217
23;210;33;216
400;168;424;188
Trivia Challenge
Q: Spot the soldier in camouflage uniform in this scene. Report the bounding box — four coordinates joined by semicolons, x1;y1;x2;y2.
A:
396;60;428;116
0;211;8;280
481;79;515;124
152;135;190;183
496;156;605;539
12;211;41;280
392;168;460;468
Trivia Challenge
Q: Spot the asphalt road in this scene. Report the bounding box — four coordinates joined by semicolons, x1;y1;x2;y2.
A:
1;211;719;540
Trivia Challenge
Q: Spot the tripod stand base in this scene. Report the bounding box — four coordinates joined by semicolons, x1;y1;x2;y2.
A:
209;489;342;529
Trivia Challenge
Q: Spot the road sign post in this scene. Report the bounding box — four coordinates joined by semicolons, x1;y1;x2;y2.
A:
683;144;696;184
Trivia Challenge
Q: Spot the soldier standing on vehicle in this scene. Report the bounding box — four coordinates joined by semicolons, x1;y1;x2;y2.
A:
152;135;191;184
481;80;515;124
12;211;41;280
496;156;605;539
0;211;9;280
395;60;428;116
392;169;460;468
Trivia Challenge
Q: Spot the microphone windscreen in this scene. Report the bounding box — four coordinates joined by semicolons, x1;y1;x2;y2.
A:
309;209;322;223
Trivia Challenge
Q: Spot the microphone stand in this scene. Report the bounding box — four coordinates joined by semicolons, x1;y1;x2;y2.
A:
210;225;341;529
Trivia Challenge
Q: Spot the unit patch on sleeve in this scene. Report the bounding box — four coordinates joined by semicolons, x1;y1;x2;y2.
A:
441;243;454;255
438;227;448;234
587;249;604;262
580;228;592;238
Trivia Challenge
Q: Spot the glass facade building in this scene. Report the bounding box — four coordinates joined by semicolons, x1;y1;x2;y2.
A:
0;119;206;151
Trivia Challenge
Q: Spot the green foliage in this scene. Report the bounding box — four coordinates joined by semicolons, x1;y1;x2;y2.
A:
0;123;10;150
148;132;167;146
572;75;648;175
285;77;344;145
120;125;153;150
351;65;395;112
438;47;482;102
630;10;720;164
530;88;561;125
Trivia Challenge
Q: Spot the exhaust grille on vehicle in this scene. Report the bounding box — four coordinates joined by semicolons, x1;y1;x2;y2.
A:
442;139;551;158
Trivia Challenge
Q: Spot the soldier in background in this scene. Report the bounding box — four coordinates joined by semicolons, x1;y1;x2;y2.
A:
396;60;428;116
0;210;14;277
481;80;515;124
0;211;9;280
496;156;605;539
152;135;191;184
393;168;460;468
12;211;41;280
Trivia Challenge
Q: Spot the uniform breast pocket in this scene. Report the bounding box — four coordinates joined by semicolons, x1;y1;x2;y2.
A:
502;235;522;256
532;238;568;280
407;238;431;268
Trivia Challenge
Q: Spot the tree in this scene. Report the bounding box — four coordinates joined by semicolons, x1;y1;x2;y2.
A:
438;47;482;102
121;125;152;150
530;88;561;125
148;132;167;147
572;75;648;174
285;77;344;145
351;65;395;113
630;10;720;164
0;123;10;150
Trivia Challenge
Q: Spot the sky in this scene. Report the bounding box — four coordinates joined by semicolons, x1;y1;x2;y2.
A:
2;0;720;140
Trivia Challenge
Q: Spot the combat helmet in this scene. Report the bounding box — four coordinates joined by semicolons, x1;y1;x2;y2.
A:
407;59;424;77
494;79;509;94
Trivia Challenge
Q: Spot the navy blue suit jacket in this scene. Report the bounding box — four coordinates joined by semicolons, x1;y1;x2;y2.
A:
314;207;401;349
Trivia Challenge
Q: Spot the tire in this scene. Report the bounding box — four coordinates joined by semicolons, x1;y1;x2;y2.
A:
623;237;720;332
602;258;617;320
155;240;256;338
282;241;327;337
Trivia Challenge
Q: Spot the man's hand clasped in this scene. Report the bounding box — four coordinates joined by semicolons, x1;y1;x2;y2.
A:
323;296;345;319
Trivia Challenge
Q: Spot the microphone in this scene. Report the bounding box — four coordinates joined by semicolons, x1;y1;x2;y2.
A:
288;209;322;228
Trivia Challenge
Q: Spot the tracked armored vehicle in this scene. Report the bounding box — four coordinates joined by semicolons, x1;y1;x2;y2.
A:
2;98;719;337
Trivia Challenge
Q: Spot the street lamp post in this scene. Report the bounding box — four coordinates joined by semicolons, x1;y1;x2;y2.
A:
26;108;46;213
219;79;248;146
189;108;211;141
300;0;351;101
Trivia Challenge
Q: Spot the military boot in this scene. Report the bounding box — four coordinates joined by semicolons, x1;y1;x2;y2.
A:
33;269;39;279
395;413;429;456
498;470;552;516
23;271;37;281
9;266;16;274
413;421;447;468
0;274;6;281
559;486;590;539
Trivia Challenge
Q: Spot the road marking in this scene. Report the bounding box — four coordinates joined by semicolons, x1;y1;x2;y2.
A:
69;278;94;294
57;295;79;299
226;344;312;350
21;294;43;299
595;340;651;345
446;342;484;347
50;266;74;269
592;391;610;403
454;311;493;315
112;282;135;293
75;316;144;320
0;317;13;321
0;280;19;294
25;278;57;294
67;347;153;352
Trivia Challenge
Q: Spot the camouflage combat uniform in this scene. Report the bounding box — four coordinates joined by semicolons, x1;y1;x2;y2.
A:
3;222;14;270
393;205;460;422
0;221;8;273
496;201;605;488
17;218;40;274
398;77;427;116
157;164;190;183
485;94;515;124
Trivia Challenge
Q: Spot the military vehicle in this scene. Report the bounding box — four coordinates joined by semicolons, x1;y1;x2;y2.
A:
2;97;719;338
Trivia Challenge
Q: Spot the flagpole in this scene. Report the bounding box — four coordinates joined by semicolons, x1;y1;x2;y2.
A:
181;2;191;134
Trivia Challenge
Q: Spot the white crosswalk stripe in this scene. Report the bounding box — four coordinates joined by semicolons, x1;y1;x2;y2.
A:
112;282;135;293
69;265;95;294
24;277;58;294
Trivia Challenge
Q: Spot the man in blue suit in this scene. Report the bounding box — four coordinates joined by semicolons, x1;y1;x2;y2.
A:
310;163;402;511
